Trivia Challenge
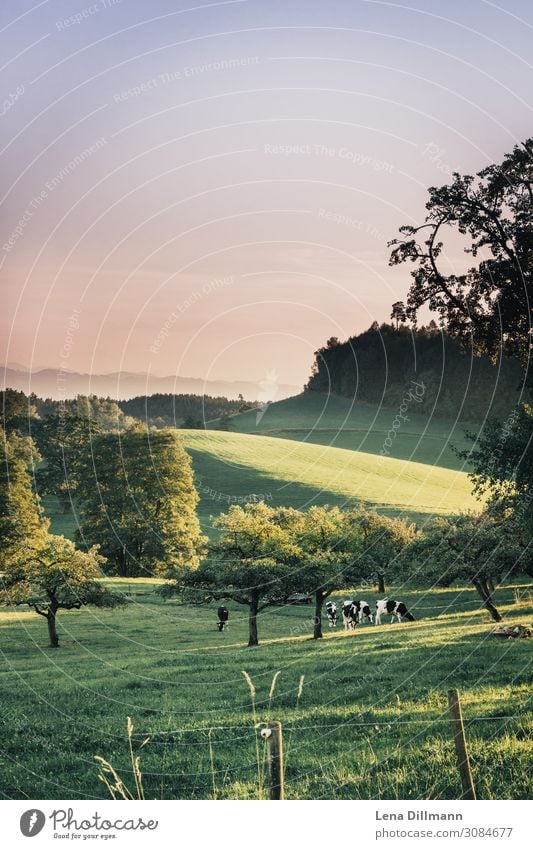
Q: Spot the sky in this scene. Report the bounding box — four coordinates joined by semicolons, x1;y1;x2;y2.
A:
1;0;532;393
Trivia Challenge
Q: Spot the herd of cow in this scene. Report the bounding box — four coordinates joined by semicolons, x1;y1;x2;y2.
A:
326;598;416;628
216;598;415;632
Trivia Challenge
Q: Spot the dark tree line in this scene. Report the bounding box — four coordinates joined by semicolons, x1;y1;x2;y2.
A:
1;388;255;433
118;393;256;428
306;324;522;421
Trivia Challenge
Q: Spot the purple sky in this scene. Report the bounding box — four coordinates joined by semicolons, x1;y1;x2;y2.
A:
2;0;532;391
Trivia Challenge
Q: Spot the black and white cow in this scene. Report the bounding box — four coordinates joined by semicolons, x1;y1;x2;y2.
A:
342;600;373;629
217;606;229;631
375;598;415;625
325;601;337;628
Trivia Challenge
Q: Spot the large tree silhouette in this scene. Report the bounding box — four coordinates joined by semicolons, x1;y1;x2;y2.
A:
389;139;532;379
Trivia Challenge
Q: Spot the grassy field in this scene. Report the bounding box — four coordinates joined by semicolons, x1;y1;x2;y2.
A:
43;394;482;541
228;393;474;470
0;581;531;800
182;430;479;532
44;430;480;540
23;396;529;802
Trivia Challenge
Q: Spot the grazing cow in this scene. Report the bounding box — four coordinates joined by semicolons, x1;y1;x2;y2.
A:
342;600;357;630
342;600;373;630
375;598;415;625
325;601;337;627
217;606;229;631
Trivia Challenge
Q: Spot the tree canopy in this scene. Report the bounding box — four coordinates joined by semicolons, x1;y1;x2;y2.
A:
169;502;303;646
0;430;47;562
168;502;417;644
0;534;126;647
460;404;533;536
291;505;355;639
407;512;529;621
343;507;417;594
34;410;100;511
305;323;522;420
76;427;205;577
389;138;533;378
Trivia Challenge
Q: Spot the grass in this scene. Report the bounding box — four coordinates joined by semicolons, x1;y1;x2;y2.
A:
44;430;480;540
228;392;475;470
182;430;480;532
43;393;482;541
0;581;531;800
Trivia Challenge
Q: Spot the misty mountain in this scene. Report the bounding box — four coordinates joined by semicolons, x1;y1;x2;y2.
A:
1;366;300;403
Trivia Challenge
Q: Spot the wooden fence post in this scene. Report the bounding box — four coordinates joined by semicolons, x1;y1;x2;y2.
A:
448;689;476;800
261;721;284;799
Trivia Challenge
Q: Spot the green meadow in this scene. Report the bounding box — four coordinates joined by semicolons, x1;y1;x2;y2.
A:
6;394;529;801
0;581;531;800
230;393;473;469
45;394;480;540
182;429;479;532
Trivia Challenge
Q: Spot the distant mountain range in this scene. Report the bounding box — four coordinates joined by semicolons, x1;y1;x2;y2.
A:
1;365;300;402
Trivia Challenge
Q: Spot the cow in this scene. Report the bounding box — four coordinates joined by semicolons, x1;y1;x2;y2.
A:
375;598;415;625
217;606;229;631
325;601;337;627
342;600;373;630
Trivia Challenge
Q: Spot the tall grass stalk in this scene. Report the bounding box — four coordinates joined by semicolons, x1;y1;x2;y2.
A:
268;671;281;715
95;717;149;800
296;675;305;708
242;670;262;797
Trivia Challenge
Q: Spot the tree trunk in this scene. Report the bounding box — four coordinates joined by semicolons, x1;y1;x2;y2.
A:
47;608;60;648
486;578;495;593
377;573;385;594
313;590;325;639
248;593;259;647
473;579;502;622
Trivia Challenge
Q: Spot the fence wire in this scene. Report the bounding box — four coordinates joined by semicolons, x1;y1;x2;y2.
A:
135;711;531;739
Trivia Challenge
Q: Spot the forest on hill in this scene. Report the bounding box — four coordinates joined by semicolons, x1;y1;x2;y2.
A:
305;323;525;421
2;390;253;431
119;392;256;427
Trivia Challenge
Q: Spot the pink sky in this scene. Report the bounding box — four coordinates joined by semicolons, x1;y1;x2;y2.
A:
2;0;532;387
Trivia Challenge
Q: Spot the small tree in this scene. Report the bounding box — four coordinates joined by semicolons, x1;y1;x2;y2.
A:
293;505;362;639
344;508;416;594
0;535;127;647
1;389;39;436
165;503;301;646
407;513;526;621
390;301;407;330
459;405;533;545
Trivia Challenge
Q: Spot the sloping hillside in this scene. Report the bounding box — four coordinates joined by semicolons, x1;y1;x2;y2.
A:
182;430;479;531
225;392;474;470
